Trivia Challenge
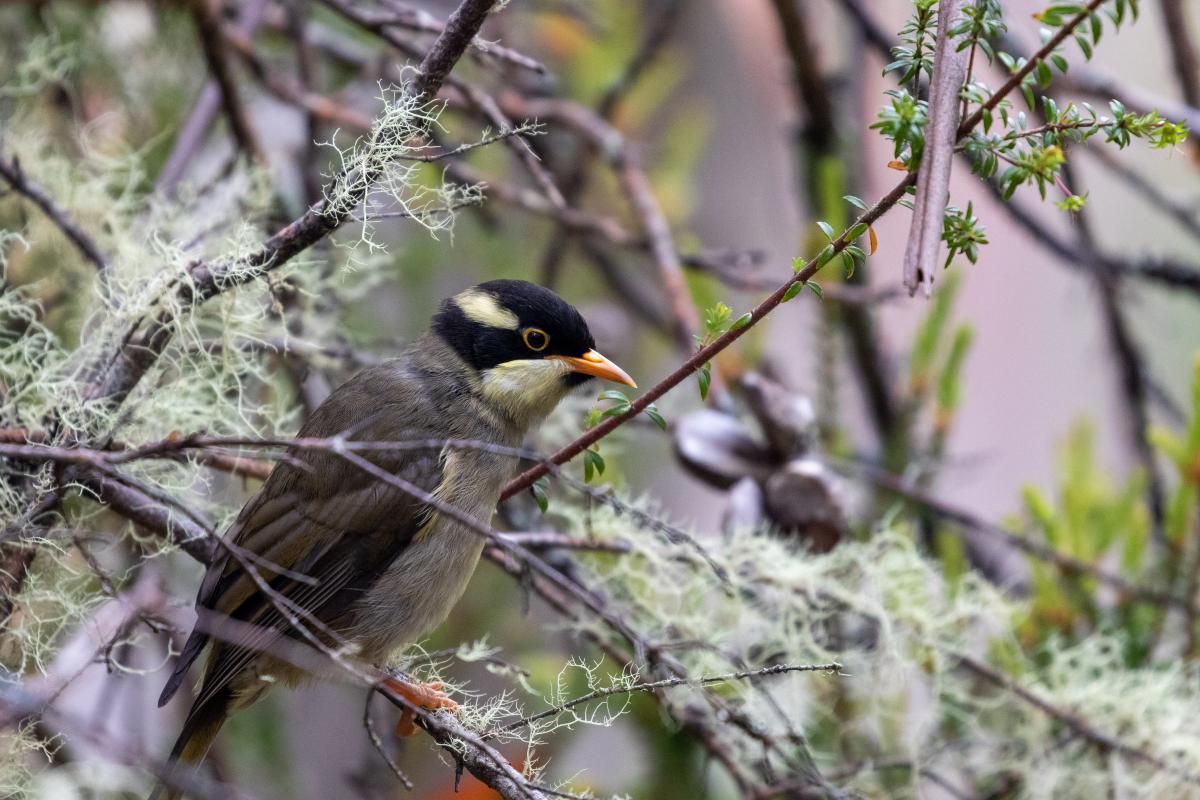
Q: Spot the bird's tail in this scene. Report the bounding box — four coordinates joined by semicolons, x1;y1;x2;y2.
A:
148;691;230;800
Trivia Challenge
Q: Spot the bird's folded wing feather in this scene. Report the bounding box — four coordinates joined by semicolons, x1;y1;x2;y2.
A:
184;439;442;712
160;364;450;709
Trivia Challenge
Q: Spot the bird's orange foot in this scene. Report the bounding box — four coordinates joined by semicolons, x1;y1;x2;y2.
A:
383;678;458;737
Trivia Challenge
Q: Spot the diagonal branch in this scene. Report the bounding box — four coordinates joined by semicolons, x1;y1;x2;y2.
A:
0;154;108;272
83;0;501;410
501;173;917;499
956;0;1108;137
188;0;264;164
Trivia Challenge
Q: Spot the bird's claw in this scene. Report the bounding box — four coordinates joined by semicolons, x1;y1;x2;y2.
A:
383;678;458;737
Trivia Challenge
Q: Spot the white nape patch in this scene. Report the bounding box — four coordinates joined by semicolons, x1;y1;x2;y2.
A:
455;290;519;330
479;358;575;426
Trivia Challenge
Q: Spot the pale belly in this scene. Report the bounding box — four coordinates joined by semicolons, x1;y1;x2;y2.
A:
349;520;486;661
347;450;510;663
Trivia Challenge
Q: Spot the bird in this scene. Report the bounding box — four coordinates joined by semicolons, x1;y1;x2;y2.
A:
151;279;635;799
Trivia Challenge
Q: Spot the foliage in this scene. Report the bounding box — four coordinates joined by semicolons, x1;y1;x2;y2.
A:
1;0;1198;798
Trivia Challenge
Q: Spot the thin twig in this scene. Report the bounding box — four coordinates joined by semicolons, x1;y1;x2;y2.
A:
362;690;414;789
485;662;841;739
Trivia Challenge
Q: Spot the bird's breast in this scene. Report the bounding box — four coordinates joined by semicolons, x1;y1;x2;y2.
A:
348;447;516;661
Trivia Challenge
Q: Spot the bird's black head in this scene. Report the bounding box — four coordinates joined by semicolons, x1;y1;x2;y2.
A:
433;279;634;389
432;280;634;426
433;280;591;385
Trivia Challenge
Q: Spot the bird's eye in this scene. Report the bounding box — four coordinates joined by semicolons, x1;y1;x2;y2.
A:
522;327;549;352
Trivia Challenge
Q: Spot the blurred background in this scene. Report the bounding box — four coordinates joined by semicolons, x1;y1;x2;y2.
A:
2;0;1200;798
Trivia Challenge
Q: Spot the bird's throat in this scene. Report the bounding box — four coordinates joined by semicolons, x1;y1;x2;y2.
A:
477;358;576;429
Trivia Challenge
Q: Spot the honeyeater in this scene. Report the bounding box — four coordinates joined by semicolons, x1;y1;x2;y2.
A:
152;280;635;798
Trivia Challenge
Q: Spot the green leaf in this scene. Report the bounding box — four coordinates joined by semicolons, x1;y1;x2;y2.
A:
531;477;550;513
1075;31;1093;59
840;251;856;279
583;448;606;482
704;302;733;334
806;281;823;299
1021;82;1036;110
782;283;805;302
792;256;808;273
816;220;836;241
1035;59;1052;86
698;362;712;400
644;403;668;431
843;194;868;210
598;389;630;404
729;312;753;332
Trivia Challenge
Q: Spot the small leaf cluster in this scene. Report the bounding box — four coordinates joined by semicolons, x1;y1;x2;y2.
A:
942;202;988;267
591;389;667;432
883;0;938;88
575;391;668;486
692;302;750;400
962;98;1188;201
870;88;928;167
814;209;872;280
950;0;1006;64
1035;0;1140;60
1019;422;1153;653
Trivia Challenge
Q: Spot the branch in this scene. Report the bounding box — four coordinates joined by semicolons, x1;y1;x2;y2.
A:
188;0;264;164
956;0;1108;137
903;0;969;296
500;173;917;500
957;652;1200;786
83;0;501;409
1161;0;1200;114
485;662;841;740
0;426;272;482
0;154;108;272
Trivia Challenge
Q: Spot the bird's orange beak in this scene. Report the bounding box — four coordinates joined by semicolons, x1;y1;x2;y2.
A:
549;349;637;388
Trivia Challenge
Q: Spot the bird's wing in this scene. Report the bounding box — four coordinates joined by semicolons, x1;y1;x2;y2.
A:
193;440;442;712
161;363;450;709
